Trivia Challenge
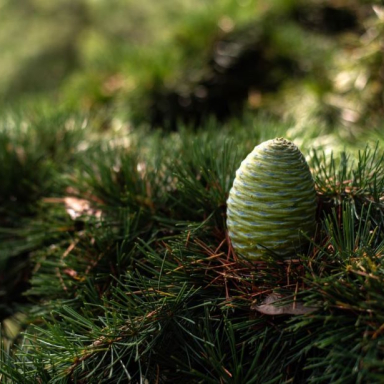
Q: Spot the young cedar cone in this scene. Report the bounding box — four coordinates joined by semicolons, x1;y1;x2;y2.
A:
226;138;316;259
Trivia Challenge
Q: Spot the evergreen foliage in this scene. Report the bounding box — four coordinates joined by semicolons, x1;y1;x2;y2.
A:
1;110;384;382
1;2;384;383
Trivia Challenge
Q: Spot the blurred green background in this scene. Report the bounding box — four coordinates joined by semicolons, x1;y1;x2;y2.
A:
1;0;383;131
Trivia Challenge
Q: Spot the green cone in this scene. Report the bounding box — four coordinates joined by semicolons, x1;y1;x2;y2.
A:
227;138;317;259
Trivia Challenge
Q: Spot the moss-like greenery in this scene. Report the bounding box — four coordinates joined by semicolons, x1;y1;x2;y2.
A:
1;110;384;382
1;0;383;129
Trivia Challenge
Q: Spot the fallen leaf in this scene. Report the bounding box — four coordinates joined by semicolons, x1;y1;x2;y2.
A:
43;197;102;220
252;293;317;316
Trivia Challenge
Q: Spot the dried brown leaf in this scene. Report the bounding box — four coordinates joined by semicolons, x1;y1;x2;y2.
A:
252;293;317;316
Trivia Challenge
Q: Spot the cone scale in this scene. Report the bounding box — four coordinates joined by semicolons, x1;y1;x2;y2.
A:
226;138;316;259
